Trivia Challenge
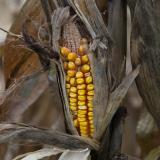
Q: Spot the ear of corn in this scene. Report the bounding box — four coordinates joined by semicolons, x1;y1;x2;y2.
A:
61;38;94;138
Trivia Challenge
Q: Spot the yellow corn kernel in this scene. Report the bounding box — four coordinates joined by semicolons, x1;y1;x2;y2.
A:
88;112;94;116
78;110;87;115
77;84;86;90
67;52;77;61
61;47;70;57
78;117;87;122
84;72;91;77
78;46;86;56
88;90;94;96
75;57;81;66
80;131;88;135
78;105;87;110
87;96;93;101
80;125;88;130
70;98;77;103
81;64;90;73
70;102;77;106
81;55;89;64
63;62;68;70
66;76;70;82
74;119;78;127
89;120;94;124
67;70;76;77
86;76;93;84
78;114;86;118
78;101;86;106
70;92;77;98
88;107;93;111
76;71;84;78
66;84;70;89
78;90;86;95
78;95;86;101
68;62;76;70
90;129;94;133
88;116;93;120
90;124;94;129
79;121;88;126
70;78;76;86
76;78;85;85
70;106;77;111
70;87;77;93
87;84;94;91
88;102;93;107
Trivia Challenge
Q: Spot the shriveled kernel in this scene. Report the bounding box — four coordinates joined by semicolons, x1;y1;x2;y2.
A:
63;62;68;70
67;52;77;61
86;76;93;84
74;119;78;127
70;78;76;86
78;95;86;101
70;106;77;111
61;47;70;57
75;57;81;66
87;84;94;91
70;87;77;93
84;72;91;77
78;110;87;115
68;62;76;70
76;78;85;85
66;76;70;82
77;84;86;90
78;90;86;95
66;84;70;89
76;71;84;78
70;102;77;106
88;90;94;96
81;55;89;64
70;93;77;98
81;64;90;73
67;70;76;77
88;112;94;116
70;98;77;103
78;101;86;106
78;105;87;110
87;96;94;101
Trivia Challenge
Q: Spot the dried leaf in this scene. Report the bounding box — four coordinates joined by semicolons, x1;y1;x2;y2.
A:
12;148;64;160
97;65;140;139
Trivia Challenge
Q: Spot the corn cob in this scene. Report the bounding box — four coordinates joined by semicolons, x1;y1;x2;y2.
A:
60;38;94;138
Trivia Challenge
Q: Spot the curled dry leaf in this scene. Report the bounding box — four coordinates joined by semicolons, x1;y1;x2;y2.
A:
13;148;90;160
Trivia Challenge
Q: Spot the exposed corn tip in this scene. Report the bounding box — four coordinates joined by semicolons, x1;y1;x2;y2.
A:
61;38;95;138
